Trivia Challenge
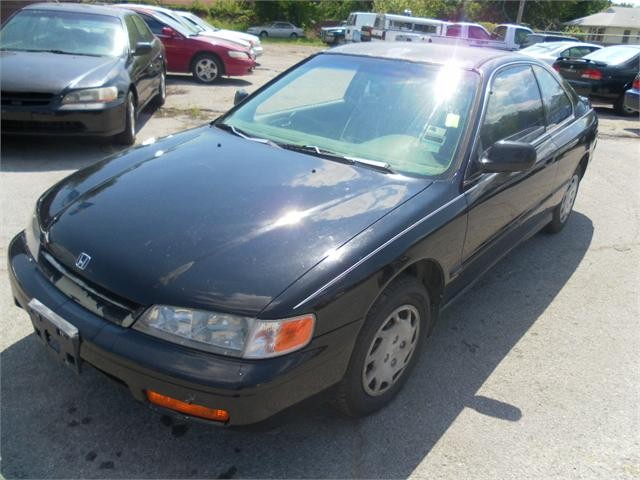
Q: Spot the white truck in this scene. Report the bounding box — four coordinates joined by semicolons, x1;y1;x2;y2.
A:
395;23;534;51
344;12;377;42
368;13;448;41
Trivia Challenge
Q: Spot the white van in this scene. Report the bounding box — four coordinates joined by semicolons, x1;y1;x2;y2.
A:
370;13;448;41
345;12;377;42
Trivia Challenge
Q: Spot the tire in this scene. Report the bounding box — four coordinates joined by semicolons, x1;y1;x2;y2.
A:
151;68;166;108
333;276;430;417
259;31;268;38
113;91;136;146
289;33;298;39
545;170;580;234
191;54;222;84
613;93;635;116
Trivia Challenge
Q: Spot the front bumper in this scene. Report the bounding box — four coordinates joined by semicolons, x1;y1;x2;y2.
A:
1;99;126;137
225;57;256;77
8;232;359;426
624;89;639;113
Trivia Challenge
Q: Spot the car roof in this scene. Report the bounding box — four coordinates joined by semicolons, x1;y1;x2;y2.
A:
328;42;527;72
23;2;130;18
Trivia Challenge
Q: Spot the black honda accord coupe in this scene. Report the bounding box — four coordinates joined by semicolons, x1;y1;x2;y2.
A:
8;43;598;426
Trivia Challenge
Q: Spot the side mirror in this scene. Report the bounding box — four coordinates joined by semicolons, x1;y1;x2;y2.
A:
133;41;153;56
161;26;178;38
234;89;249;106
480;140;536;173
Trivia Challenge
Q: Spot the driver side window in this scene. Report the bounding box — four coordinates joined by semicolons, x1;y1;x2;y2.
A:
480;65;545;152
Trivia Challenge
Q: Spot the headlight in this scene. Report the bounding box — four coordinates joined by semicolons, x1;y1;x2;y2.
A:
25;206;40;259
228;50;250;59
133;305;315;359
61;86;118;107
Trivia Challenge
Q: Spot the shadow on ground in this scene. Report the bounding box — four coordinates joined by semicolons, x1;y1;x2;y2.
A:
0;213;593;478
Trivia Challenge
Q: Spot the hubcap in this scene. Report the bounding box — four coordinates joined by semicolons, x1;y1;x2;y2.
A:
560;175;579;223
362;305;420;397
196;58;218;82
160;73;166;100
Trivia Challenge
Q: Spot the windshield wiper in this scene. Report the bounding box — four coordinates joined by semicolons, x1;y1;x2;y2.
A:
10;48;101;56
280;144;396;174
214;123;281;148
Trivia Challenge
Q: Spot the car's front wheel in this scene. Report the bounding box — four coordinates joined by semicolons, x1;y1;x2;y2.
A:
333;276;430;417
151;69;166;108
259;31;268;38
546;171;580;233
192;54;222;84
290;33;298;39
113;91;136;146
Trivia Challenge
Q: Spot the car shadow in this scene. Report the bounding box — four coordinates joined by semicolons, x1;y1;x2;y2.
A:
167;74;253;88
0;213;593;478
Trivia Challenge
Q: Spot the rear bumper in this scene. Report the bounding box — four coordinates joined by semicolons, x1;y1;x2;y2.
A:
567;79;621;101
8;232;359;426
624;89;639;113
1;100;126;137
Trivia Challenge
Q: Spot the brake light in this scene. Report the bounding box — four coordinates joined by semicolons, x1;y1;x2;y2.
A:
580;68;603;80
552;63;560;72
633;76;640;90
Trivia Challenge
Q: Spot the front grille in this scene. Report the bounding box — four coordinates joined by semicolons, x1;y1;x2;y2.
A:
2;91;55;107
2;120;85;133
38;249;143;327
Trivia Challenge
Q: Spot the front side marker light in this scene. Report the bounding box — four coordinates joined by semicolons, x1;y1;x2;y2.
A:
243;314;315;359
146;390;230;422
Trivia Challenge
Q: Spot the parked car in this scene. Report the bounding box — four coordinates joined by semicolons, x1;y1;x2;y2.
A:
116;4;257;56
247;21;304;39
118;5;255;83
522;33;579;48
521;41;602;65
8;43;597;426
624;73;640;113
0;3;165;145
320;21;347;45
554;44;640;115
176;11;263;57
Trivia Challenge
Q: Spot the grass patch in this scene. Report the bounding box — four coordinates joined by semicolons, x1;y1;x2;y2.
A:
261;36;326;47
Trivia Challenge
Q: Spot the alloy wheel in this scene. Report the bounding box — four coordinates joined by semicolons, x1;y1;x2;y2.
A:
195;58;218;83
560;174;579;223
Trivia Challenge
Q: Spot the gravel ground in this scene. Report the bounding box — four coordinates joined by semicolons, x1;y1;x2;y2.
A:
1;43;639;479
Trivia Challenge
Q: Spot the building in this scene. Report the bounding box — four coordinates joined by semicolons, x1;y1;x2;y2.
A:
565;6;640;45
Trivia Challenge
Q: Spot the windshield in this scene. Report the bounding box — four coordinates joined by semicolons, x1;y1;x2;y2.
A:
0;9;126;57
156;10;201;35
221;54;479;177
584;45;640;65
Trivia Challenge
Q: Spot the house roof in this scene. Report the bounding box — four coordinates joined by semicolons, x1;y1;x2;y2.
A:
566;7;640;29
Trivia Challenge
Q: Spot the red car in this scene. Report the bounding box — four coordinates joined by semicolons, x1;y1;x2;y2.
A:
119;6;255;83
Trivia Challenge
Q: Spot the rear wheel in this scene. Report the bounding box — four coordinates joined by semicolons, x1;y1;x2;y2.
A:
113;91;136;146
613;93;635;116
259;31;268;38
192;54;222;84
333;276;430;417
545;171;580;234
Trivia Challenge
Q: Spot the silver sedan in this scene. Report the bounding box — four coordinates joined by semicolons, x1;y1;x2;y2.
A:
248;21;304;39
520;41;602;65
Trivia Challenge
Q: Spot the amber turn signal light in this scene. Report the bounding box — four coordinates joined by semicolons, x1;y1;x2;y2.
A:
146;390;230;423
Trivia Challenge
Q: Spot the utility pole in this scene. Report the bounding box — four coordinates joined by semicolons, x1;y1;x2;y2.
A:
516;0;526;24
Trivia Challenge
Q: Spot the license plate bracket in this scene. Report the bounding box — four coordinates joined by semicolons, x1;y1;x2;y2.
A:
28;299;82;374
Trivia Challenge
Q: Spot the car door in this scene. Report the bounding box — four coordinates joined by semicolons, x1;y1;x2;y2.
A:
532;65;584;192
131;14;164;106
459;64;559;279
141;14;189;73
123;14;152;104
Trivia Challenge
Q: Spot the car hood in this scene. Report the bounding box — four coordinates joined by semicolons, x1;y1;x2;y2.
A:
197;30;250;48
192;34;250;51
40;126;430;316
0;50;120;93
218;29;260;44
